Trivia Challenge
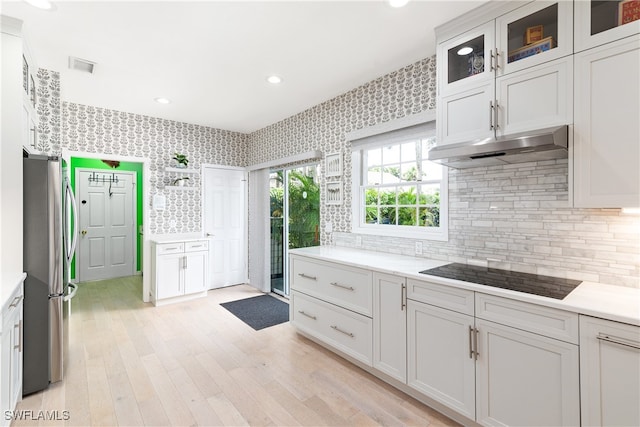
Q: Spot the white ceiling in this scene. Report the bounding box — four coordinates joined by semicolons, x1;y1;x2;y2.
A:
1;0;483;134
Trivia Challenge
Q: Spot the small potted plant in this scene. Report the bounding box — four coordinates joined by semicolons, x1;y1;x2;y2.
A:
173;153;189;168
172;177;190;187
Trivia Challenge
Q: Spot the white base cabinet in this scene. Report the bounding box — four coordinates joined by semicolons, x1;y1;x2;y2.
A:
476;319;580;427
579;315;640;427
151;240;209;306
1;281;24;427
372;273;406;382
407;299;476;420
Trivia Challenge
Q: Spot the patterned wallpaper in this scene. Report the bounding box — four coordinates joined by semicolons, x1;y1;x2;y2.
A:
37;68;248;235
246;57;640;288
60;102;247;234
35;68;61;154
248;57;437;241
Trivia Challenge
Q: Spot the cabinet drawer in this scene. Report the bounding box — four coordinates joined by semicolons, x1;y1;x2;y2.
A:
185;240;208;253
2;281;24;315
156;243;184;255
407;278;474;316
290;256;373;317
476;293;579;344
291;291;373;366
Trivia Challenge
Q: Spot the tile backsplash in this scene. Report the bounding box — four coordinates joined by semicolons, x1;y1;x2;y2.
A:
334;159;640;287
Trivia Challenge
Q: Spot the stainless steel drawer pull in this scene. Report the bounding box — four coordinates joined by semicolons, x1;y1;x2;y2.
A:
9;295;22;308
330;282;354;291
331;325;354;338
597;334;640;350
298;273;317;281
191;245;203;248
297;310;317;320
473;327;479;359
469;326;475;359
165;247;179;251
14;321;22;352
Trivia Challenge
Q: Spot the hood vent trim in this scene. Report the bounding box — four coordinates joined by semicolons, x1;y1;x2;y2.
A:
427;125;568;169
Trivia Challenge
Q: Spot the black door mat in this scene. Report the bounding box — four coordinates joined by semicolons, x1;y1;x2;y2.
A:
220;294;289;331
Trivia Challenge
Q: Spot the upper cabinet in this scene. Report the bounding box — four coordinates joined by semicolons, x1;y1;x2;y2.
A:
436;1;573;146
575;0;640;52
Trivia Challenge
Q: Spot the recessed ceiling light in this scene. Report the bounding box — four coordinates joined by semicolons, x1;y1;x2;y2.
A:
457;46;474;56
388;0;410;8
23;0;54;10
266;75;282;84
154;97;171;104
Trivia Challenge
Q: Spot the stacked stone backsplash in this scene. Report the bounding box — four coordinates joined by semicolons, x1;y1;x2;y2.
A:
333;159;640;287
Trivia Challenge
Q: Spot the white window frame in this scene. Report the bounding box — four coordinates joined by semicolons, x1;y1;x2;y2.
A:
349;111;448;241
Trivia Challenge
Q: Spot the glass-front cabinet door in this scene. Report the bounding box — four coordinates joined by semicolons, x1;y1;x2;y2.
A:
496;0;573;76
437;20;495;95
575;0;640;52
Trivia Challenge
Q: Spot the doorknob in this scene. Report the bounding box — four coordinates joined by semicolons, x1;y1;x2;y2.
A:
81;230;87;236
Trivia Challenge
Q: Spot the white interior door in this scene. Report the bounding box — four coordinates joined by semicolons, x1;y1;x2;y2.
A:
203;166;247;289
77;170;135;282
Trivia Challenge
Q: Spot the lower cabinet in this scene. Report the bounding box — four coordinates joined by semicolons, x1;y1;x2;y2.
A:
289;255;633;427
372;273;406;382
407;299;476;419
291;291;372;365
1;281;24;427
151;240;209;305
579;315;640;427
476;319;580;427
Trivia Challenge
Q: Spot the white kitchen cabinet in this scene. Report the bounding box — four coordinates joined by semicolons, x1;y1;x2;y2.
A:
573;36;640;208
475;318;580;427
291;290;373;366
151;240;209;306
495;56;572;136
407;299;476;420
1;281;24;427
579;315;640;427
436;0;573;146
575;0;640;53
372;273;406;382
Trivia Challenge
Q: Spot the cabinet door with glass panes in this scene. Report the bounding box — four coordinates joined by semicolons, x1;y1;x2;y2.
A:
495;1;573;77
437;20;495;96
575;0;640;53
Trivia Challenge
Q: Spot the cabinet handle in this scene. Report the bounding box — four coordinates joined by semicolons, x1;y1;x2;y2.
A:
400;283;406;311
298;273;317;281
9;295;23;308
474;327;480;360
330;282;354;291
494;100;500;130
297;310;317;320
184;256;188;269
494;48;500;70
489;101;494;130
331;325;354;338
469;326;475;359
597;333;640;350
14;321;22;352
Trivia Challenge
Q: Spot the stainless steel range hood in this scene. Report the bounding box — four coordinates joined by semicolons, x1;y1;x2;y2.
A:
427;125;568;169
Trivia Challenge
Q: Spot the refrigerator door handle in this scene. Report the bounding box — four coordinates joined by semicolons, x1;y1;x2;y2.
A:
65;179;78;263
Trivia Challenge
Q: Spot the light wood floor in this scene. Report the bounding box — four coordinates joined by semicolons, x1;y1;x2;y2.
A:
15;276;459;426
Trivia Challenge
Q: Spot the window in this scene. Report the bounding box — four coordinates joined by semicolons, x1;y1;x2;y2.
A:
350;116;448;241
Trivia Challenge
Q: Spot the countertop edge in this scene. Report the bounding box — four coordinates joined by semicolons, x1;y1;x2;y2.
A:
290;246;640;327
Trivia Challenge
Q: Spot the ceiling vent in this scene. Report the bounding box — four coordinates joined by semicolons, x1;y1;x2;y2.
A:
68;56;96;74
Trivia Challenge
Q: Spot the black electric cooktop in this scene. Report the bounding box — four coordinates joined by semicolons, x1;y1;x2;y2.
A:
419;263;581;300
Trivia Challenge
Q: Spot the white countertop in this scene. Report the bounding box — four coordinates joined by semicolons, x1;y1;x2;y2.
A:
1;272;26;311
149;233;209;244
290;246;640;326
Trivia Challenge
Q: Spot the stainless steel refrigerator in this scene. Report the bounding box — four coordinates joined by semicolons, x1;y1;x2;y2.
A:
22;153;77;395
